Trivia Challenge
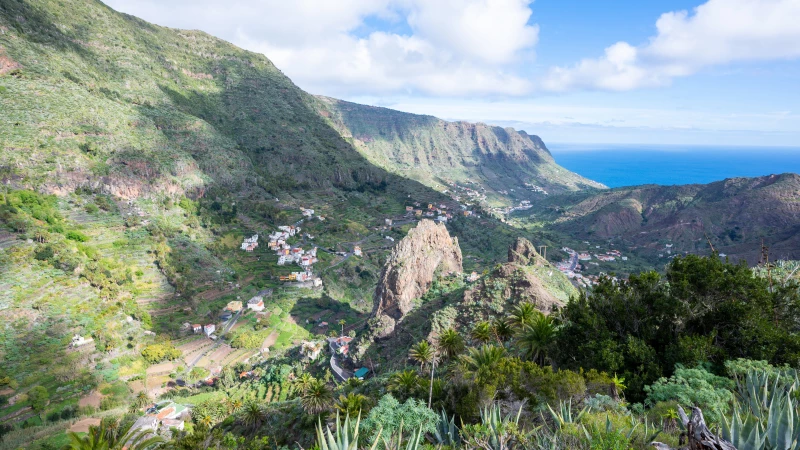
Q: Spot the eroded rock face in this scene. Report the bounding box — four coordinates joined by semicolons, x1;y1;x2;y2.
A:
372;219;462;337
508;237;544;265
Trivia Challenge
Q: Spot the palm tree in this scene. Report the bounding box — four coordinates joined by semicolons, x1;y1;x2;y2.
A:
238;400;265;433
516;313;556;365
292;372;316;395
387;369;420;401
506;302;538;329
408;340;436;373
301;378;334;415
225;397;243;414
336;392;368;417
132;391;152;410
64;417;164;450
338;319;346;336
457;345;507;386
492;318;514;343
437;328;465;359
470;321;493;344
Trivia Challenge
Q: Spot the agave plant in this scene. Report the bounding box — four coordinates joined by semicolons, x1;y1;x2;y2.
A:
462;403;523;450
433;409;461;448
316;413;380;450
545;399;588;431
720;368;800;450
380;421;424;450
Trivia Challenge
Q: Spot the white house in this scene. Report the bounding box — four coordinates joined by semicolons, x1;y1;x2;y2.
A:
247;296;265;312
204;324;216;336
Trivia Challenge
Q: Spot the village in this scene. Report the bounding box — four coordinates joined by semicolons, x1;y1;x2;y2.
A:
555;245;628;288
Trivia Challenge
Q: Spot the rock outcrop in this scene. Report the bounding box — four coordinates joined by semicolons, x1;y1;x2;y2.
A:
508;237;545;265
372;219;462;338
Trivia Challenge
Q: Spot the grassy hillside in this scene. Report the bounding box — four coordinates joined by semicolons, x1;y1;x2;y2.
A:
0;0;576;440
517;173;800;266
317;97;605;207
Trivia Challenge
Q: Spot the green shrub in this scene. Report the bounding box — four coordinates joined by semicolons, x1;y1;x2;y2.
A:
65;230;89;242
644;365;733;425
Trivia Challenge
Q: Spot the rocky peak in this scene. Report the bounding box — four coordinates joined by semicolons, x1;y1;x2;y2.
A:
508;237;545;265
372;219;463;337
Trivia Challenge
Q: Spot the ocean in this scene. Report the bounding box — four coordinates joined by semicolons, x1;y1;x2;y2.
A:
548;144;800;188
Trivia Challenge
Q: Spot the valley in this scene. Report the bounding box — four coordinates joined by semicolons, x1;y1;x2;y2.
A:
1;0;800;449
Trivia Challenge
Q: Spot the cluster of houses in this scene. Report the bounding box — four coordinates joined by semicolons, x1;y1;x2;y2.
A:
240;234;259;252
192;323;216;338
524;183;549;195
265;223;322;286
404;202;453;223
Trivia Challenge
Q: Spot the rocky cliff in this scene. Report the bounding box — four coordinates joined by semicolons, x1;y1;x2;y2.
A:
316;97;605;206
372;219;463;337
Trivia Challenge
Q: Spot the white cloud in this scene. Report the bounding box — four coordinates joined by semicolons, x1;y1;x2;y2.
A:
542;0;800;92
104;0;539;96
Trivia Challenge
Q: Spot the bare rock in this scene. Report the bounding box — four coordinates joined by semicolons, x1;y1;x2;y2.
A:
508;237;545;265
373;219;462;333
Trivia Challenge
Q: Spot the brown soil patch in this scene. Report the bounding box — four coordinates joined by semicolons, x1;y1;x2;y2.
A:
0;48;20;75
78;390;103;408
0;406;30;422
146;361;176;375
262;331;279;349
69;418;101;433
129;380;145;393
0;388;14;396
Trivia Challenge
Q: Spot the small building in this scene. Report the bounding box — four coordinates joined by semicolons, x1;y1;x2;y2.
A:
385;218;393;226
405;206;414;212
161;419;184;431
354;367;369;380
353;246;362;256
70;334;93;348
204;324;216;336
467;272;480;282
247;296;265;312
226;301;242;312
385;236;395;242
301;340;324;360
191;324;202;333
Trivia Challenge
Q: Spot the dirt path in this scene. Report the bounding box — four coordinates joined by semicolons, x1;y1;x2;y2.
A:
69;418;102;433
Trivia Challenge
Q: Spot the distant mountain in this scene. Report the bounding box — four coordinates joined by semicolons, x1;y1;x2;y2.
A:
536;173;800;263
317;97;605;206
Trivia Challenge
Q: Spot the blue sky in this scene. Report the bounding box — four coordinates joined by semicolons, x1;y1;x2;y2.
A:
105;0;800;146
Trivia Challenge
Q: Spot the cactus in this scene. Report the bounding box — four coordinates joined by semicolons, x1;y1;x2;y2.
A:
316;413;380;450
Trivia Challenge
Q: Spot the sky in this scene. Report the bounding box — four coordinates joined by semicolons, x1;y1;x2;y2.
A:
103;0;800;146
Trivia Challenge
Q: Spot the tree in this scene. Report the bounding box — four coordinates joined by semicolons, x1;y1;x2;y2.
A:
336;393;368;417
517;312;556;365
301;378;334;415
409;340;436;373
27;386;49;420
64;417;163;450
362;395;438;445
338;319;346;336
471;321;493;345
387;370;421;401
292;373;315;395
437;328;465;359
492;318;514;343
553;254;800;402
457;345;506;386
132;392;152;411
238;401;265;433
507;302;538;329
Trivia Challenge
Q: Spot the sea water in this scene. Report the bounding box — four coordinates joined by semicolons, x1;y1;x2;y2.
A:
548;144;800;188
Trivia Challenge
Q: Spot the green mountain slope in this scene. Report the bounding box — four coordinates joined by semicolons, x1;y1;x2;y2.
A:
317;97;605;206
528;173;800;264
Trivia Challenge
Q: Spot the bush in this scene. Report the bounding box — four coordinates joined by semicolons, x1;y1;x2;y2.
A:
644;365;733;425
65;230;89;242
141;342;181;364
